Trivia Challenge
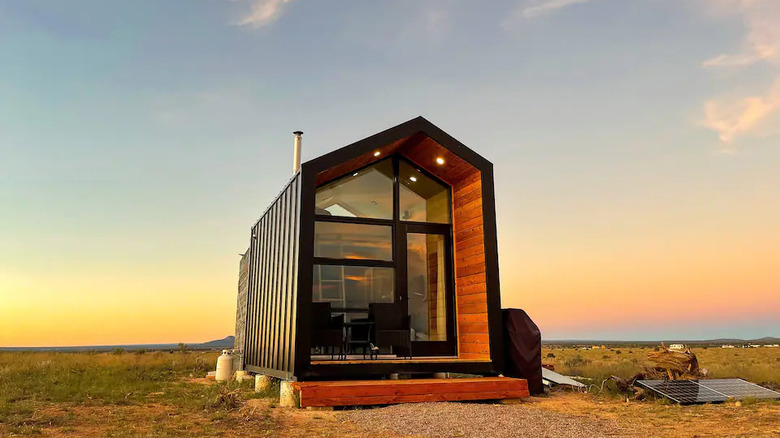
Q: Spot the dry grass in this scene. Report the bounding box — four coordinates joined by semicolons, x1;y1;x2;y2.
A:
542;346;780;387
1;350;778;437
0;351;376;437
0;351;273;436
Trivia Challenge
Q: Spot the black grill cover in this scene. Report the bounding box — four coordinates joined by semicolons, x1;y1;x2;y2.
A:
501;309;543;395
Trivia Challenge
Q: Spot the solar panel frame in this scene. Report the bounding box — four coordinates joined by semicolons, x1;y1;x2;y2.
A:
636;379;780;405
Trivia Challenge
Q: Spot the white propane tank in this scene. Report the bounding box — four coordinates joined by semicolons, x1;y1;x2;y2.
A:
215;350;233;382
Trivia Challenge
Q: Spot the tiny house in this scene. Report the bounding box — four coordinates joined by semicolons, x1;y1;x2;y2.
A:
236;116;503;381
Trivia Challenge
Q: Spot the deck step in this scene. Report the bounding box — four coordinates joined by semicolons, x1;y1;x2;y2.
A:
290;377;529;407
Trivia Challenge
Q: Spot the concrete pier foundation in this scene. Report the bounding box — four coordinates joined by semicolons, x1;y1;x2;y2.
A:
279;380;299;408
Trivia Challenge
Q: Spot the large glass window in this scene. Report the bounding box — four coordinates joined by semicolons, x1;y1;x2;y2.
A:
313;265;395;309
314;222;392;261
315;159;393;219
399;161;451;224
313;155;454;348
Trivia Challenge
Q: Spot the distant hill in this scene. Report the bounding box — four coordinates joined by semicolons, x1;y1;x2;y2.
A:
544;337;779;346
751;336;780;343
0;336;236;352
197;336;235;349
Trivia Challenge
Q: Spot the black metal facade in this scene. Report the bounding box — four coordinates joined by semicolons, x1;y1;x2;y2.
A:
244;173;302;380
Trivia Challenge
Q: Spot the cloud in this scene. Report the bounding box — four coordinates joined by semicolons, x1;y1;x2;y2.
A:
702;78;780;144
702;0;780;68
520;0;598;19
234;0;292;28
703;52;768;68
701;0;780;144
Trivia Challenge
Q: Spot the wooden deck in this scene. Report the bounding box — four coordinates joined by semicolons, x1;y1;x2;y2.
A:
290;377;529;407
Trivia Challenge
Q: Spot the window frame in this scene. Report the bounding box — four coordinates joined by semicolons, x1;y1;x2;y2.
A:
313;154;455;346
314;155;453;227
314;155;454;265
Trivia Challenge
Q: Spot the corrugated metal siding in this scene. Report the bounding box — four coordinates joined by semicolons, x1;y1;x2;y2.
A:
244;174;301;379
234;249;249;360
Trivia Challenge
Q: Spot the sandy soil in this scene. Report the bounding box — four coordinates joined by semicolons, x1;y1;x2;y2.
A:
6;391;778;437
338;391;779;438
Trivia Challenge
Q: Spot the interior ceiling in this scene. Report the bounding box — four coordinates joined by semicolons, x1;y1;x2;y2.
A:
315;132;480;188
316;168;393;218
399;161;448;200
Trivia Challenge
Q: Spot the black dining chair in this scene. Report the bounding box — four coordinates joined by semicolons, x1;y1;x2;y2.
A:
369;303;413;359
310;302;344;359
345;318;374;359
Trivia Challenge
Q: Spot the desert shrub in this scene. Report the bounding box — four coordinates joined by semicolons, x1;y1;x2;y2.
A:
602;355;609;360
546;353;555;358
744;396;757;404
563;355;591;368
210;386;243;411
615;350;622;355
112;348;125;355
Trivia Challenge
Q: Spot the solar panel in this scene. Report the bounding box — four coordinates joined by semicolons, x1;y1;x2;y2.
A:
636;380;725;404
698;379;780;400
636;379;780;405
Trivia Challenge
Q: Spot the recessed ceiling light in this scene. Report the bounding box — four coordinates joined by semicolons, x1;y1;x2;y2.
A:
435;157;445;165
373;151;381;157
409;176;417;182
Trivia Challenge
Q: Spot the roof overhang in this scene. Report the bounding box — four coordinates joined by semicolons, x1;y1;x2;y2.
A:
303;116;492;187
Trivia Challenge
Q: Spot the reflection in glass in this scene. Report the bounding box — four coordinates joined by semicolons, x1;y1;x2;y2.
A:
315;159;393;219
314;222;392;261
399;161;451;223
313;265;394;309
406;233;447;341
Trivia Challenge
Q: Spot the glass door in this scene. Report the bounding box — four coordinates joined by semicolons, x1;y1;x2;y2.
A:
401;224;456;356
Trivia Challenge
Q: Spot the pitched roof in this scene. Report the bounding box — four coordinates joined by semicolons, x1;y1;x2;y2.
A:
304;116;492;187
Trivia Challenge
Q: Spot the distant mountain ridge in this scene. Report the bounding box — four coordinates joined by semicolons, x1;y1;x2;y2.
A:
197;336;235;349
0;336;236;352
544;336;779;345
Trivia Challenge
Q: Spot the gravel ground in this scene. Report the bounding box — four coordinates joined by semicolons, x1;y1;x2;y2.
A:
340;402;624;438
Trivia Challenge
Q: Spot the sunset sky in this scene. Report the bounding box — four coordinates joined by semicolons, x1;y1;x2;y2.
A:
1;0;778;347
